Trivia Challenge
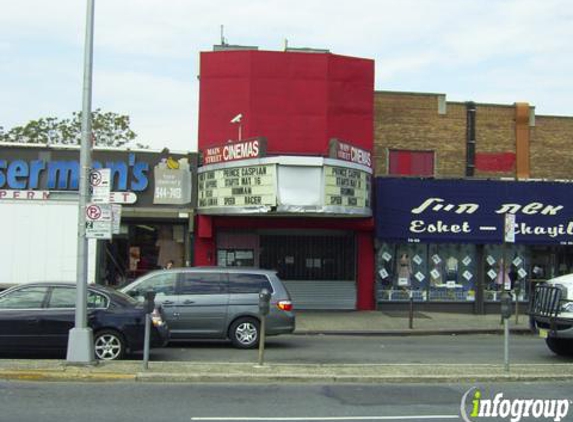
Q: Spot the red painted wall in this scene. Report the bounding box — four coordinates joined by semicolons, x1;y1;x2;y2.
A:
199;50;374;156
475;152;516;172
356;231;375;310
196;49;376;310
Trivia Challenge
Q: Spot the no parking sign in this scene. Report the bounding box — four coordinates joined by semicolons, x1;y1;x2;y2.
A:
90;169;111;204
85;203;112;239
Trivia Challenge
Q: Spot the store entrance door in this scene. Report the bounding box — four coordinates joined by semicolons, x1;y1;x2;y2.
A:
100;222;187;286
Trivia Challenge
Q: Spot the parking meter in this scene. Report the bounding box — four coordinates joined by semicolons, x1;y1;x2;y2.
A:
143;290;156;314
257;288;271;366
259;288;271;316
142;290;156;370
500;291;513;319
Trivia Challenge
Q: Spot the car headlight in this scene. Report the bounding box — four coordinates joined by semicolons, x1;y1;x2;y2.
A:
560;301;573;313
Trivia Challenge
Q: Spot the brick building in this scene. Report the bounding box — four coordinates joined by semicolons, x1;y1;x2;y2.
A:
191;44;573;313
373;91;573;312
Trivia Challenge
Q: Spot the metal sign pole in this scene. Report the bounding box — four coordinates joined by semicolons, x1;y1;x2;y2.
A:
258;316;266;366
257;289;271;367
502;233;509;372
504;312;510;372
143;314;151;370
502;213;516;373
67;0;95;364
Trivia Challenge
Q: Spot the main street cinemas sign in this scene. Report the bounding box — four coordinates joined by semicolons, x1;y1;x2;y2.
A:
329;138;372;168
202;137;267;165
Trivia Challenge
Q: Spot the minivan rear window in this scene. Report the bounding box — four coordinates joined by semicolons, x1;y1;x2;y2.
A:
228;273;273;294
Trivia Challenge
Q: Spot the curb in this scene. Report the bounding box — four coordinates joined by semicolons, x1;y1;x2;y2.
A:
2;362;571;384
0;370;135;382
294;328;533;336
2;370;570;384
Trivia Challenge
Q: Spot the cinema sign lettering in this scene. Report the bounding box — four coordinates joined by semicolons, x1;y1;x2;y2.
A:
202;138;267;165
329;139;372;168
198;164;276;209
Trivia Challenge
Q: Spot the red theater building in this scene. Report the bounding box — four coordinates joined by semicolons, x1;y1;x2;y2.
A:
194;47;375;310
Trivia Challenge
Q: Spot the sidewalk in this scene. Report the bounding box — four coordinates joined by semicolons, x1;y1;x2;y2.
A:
1;360;572;384
0;310;558;384
294;310;531;335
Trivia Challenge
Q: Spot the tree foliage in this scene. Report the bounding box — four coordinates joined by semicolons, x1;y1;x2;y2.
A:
0;110;148;148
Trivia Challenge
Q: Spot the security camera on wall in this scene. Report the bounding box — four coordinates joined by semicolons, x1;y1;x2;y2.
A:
230;113;243;124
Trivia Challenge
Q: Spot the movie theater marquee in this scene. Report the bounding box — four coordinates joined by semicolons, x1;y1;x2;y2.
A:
198;141;372;216
198;164;277;209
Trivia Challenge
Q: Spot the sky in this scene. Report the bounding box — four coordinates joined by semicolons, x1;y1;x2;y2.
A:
1;0;572;153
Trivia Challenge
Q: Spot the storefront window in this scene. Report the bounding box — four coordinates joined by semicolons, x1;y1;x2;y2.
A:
376;243;427;302
483;244;530;302
376;243;477;303
377;243;573;304
427;244;477;302
102;223;187;285
217;249;255;267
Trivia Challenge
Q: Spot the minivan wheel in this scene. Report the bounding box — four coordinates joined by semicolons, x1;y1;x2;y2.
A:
229;317;260;349
545;338;573;356
94;329;126;360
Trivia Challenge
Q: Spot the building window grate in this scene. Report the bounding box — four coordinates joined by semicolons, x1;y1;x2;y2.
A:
260;235;355;281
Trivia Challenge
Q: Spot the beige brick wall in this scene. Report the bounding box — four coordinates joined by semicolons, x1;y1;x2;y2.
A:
473;104;516;179
531;116;573;179
374;92;464;177
374;91;573;180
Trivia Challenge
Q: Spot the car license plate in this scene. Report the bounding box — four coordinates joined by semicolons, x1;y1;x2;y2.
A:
539;328;548;339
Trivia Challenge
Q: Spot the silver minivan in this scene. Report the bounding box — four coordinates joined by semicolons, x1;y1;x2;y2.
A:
119;267;295;348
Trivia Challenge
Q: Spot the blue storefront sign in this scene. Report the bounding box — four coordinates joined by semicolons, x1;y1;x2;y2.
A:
0;146;198;208
376;178;573;245
0;153;148;191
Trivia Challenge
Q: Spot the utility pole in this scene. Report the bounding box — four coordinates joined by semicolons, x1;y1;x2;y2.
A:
67;0;95;364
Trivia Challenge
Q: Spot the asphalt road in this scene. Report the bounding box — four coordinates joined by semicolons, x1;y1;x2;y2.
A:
145;333;570;365
0;381;571;422
2;333;571;365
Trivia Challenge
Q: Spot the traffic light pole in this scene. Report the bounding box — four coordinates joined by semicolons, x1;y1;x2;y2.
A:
67;0;96;364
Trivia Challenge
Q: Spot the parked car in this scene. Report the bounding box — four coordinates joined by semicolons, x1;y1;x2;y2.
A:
119;267;295;348
0;282;169;360
530;273;573;356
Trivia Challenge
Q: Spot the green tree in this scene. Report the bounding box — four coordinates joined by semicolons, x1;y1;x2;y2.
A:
0;110;148;148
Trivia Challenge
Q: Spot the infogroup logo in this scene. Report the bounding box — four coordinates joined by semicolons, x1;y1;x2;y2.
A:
460;387;571;422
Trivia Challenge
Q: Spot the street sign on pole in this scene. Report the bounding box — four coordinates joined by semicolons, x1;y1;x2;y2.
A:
504;213;516;243
90;168;111;204
501;213;516;373
85;203;113;239
111;204;122;235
